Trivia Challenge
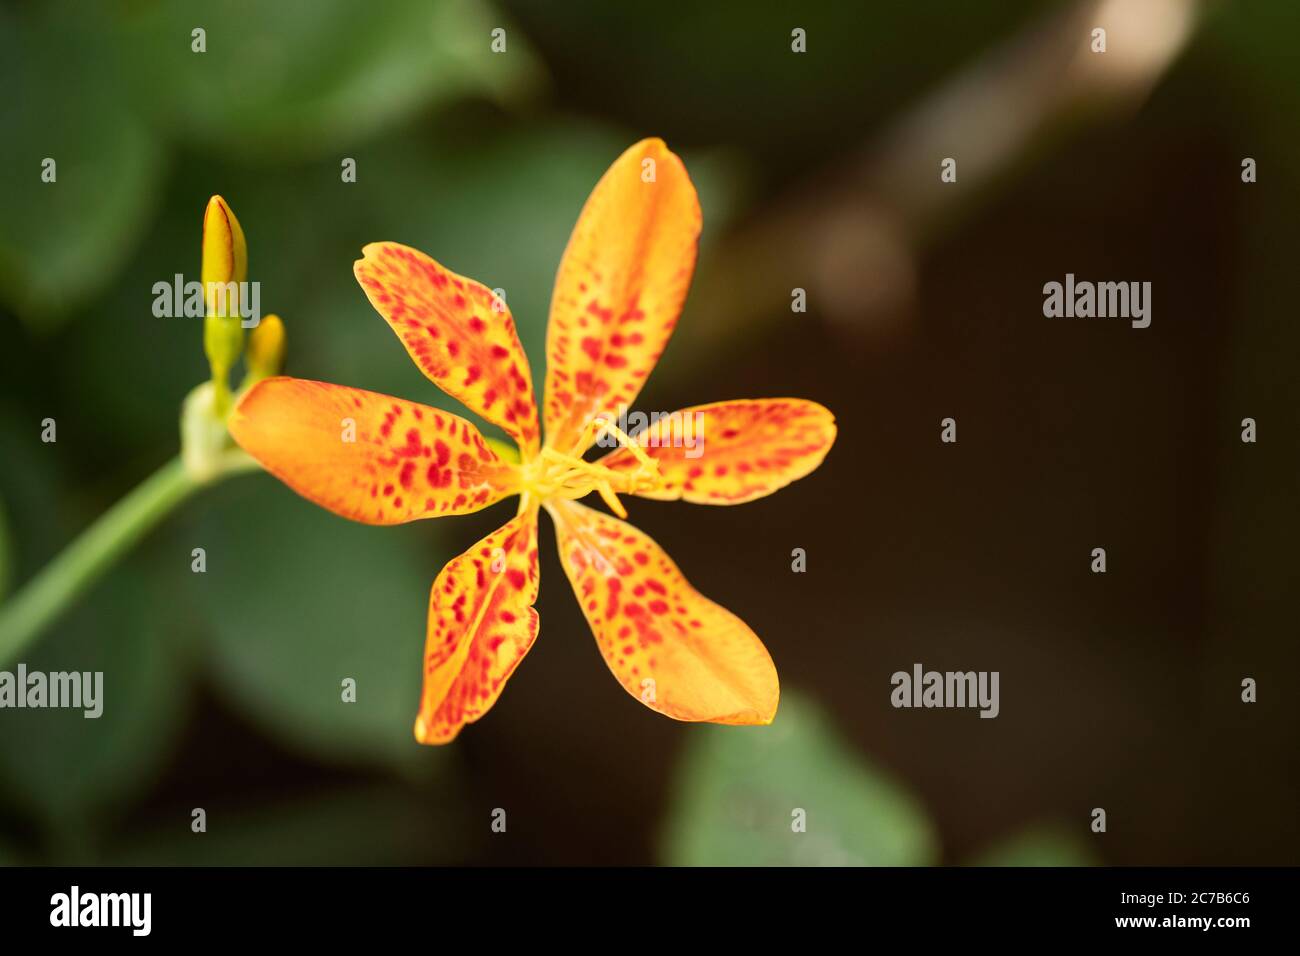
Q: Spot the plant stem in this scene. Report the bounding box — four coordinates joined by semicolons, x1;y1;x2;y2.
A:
0;452;253;665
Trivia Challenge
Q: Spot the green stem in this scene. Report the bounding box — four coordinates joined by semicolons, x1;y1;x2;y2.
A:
0;452;252;665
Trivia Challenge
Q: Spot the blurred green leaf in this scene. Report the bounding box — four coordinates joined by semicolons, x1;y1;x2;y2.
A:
0;835;22;866
969;825;1098;867
0;0;547;329
0;416;68;592
0;414;196;844
0;496;11;602
107;784;470;865
1209;0;1300;121
186;476;458;769
0;568;193;827
662;692;937;866
0;4;163;328
118;0;545;160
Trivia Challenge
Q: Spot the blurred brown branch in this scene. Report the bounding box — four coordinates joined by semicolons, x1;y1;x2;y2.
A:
684;0;1202;356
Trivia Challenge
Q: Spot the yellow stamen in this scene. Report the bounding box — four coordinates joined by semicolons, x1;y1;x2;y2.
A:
591;415;656;471
522;415;662;516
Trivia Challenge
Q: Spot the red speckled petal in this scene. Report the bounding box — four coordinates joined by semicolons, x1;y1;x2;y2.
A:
547;499;778;725
415;510;540;744
598;399;836;505
354;242;540;457
229;377;519;525
543;138;701;455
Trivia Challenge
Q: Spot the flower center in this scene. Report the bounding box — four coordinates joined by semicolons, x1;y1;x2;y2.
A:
519;415;662;518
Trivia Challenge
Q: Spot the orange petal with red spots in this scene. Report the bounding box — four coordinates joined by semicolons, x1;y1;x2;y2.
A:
229;377;519;526
354;242;540;457
548;499;778;725
599;399;836;505
543;138;702;454
415;510;541;744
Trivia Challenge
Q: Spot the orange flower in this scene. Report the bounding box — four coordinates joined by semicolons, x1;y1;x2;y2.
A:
228;139;837;744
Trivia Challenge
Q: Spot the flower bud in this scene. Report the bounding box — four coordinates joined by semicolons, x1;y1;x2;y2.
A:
202;195;247;295
245;314;285;383
201;196;248;412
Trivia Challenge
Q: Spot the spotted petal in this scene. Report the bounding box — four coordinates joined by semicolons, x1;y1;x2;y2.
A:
548;499;778;725
599;399;836;505
416;510;540;744
354;242;540;456
543;138;701;455
229;377;518;525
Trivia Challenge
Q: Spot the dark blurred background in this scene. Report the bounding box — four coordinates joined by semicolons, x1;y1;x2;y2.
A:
0;0;1296;865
